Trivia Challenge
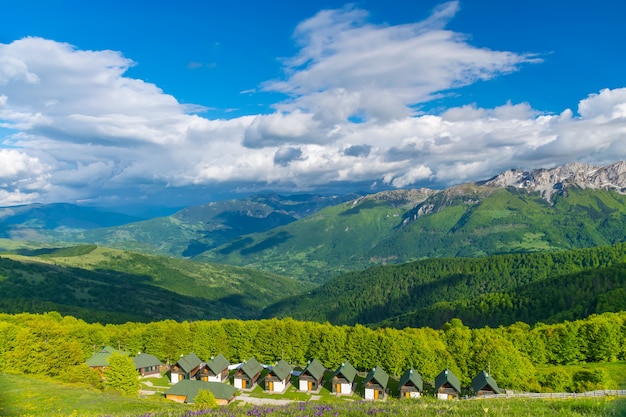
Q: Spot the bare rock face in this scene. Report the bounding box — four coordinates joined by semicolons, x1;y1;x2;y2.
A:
349;188;436;209
483;161;626;199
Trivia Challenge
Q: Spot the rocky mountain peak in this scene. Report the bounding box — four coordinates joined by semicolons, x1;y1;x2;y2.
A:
482;161;626;199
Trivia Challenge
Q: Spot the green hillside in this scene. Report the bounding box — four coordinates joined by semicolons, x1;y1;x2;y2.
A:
0;244;308;323
197;189;434;282
374;186;626;258
263;243;626;328
201;187;626;282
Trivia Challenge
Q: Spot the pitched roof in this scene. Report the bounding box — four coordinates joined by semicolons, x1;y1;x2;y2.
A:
472;370;501;394
362;366;389;388
302;359;326;381
206;353;230;374
332;361;357;383
269;359;292;381
398;368;423;391
165;380;237;403
133;353;162;369
435;368;461;394
85;346;126;367
175;352;203;373
238;357;263;378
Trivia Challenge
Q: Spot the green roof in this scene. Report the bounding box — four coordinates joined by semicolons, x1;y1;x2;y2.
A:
435;368;461;394
398;368;423;391
472;370;501;394
302;359;326;381
239;357;263;378
362;366;389;388
133;353;162;369
332;361;357;383
165;380;237;403
270;359;292;381
176;353;202;373
206;353;230;374
85;346;126;367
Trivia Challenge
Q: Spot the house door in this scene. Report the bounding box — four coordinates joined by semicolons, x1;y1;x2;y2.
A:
241;379;247;389
405;391;410;399
374;389;379;400
268;381;274;391
336;383;341;394
308;381;313;391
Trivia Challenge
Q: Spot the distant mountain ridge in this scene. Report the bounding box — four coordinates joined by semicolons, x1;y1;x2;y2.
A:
482;161;626;198
3;161;626;284
0;193;360;257
200;161;626;282
0;203;143;231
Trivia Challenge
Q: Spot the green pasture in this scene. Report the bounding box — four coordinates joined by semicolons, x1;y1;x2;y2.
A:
2;371;625;417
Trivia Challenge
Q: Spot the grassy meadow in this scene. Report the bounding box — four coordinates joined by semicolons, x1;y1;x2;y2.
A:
2;370;626;417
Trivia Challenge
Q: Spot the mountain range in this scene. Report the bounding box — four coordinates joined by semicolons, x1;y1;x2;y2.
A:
1;161;625;326
199;161;626;282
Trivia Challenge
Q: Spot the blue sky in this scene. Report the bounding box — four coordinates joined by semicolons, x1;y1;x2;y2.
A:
1;1;626;208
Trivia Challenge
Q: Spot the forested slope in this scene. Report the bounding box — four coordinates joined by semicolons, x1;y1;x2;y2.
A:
264;243;626;328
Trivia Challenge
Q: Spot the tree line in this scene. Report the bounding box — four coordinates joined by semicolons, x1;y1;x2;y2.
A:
0;311;624;394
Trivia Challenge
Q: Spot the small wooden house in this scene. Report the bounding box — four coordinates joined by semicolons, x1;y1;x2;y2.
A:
331;361;357;395
398;368;424;399
86;346;126;373
233;357;263;390
362;366;389;400
164;380;237;405
170;353;203;384
133;352;163;378
197;353;230;383
298;358;325;392
265;359;292;393
472;370;501;396
434;368;461;400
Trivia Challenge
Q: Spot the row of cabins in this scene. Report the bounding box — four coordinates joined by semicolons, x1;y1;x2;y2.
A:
166;353;501;402
87;348;500;404
318;360;500;400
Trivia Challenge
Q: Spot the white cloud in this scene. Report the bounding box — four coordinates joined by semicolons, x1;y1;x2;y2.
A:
0;148;49;205
0;148;45;178
386;165;433;188
1;6;626;207
0;37;198;145
263;1;539;127
578;88;626;120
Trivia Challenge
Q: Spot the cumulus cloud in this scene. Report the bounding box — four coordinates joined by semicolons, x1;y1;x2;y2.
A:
263;1;539;125
0;149;49;205
1;5;626;207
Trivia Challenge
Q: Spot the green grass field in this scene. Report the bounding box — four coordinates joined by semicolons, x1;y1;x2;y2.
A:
2;372;625;417
0;372;184;417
